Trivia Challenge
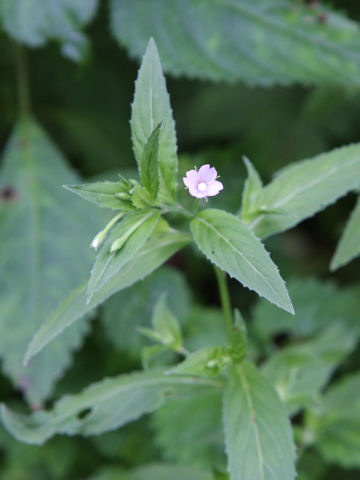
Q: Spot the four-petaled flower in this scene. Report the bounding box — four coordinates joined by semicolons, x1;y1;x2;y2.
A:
183;164;223;199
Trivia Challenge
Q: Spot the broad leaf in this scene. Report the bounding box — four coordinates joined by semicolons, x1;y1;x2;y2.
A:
65;181;133;210
0;0;98;62
24;229;191;364
110;0;360;87
312;373;360;468
223;362;296;480
131;39;177;202
190;209;293;313
331;196;360;271
87;209;161;299
0;118;102;405
103;266;190;357
152;389;223;467
262;323;358;415
0;370;219;445
247;144;360;238
140;123;161;199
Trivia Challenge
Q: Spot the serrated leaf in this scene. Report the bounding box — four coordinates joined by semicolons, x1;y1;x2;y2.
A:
331;196;360;271
0;0;98;62
104;266;190;357
24;229;191;364
87;209;161;300
0;370;219;445
131;38;177;202
110;0;360;87
152;389;223;467
0;118;103;405
65;181;133;210
312;373;360;468
223;362;296;480
190;209;293;314
241;157;263;222
262;323;358;415
140;123;161;199
247;144;360;238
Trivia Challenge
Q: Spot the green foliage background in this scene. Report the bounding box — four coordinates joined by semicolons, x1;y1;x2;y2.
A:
0;1;360;479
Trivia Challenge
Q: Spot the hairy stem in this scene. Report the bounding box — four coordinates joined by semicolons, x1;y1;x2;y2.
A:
214;265;233;342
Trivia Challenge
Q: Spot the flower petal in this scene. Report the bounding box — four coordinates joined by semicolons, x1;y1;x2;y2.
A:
199;165;217;183
206;180;224;196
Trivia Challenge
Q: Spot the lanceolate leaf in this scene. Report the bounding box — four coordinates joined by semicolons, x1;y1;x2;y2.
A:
0;370;220;445
0;118;103;405
331;196;360;271
87;209;161;300
223;362;296;480
131;39;178;202
110;0;360;87
64;181;133;210
0;0;98;62
24;229;191;365
190;209;293;314
247;144;360;238
140;123;161;199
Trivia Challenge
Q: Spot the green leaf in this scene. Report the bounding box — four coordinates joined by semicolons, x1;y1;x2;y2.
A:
262;323;358;415
24;229;191;365
184;306;227;352
331;196;360;271
241;157;263;222
142;294;183;352
140;123;161;199
152;389;223;467
168;346;230;378
312;373;360;468
64;181;133;210
103;266;190;357
247;144;360;238
87;209;161;300
190;209;293;314
223;362;296;480
90;464;214;480
110;0;360;87
252;277;360;345
130;38;177;202
0;0;98;62
0;370;219;445
0;118;103;405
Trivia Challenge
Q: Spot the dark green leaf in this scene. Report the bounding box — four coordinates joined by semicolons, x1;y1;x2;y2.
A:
140;123;161;199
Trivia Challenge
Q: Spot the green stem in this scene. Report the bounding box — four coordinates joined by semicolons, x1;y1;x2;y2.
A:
214;266;233;342
15;44;30;116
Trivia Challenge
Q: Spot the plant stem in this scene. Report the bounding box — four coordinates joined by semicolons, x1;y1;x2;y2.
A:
214;265;233;342
15;43;30;116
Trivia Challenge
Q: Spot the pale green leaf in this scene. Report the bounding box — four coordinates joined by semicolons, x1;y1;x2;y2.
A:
24;229;191;364
331;196;360;271
110;0;360;87
190;209;293;313
103;266;190;357
223;362;296;480
90;464;214;480
0;0;98;61
131;38;177;202
241;157;263;222
248;144;360;238
168;346;230;378
0;118;103;405
262;323;358;415
140;123;161;199
152;389;223;467
0;370;219;445
87;209;160;299
312;373;360;468
64;181;133;210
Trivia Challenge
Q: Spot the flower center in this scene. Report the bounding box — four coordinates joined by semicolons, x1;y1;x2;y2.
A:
198;181;207;192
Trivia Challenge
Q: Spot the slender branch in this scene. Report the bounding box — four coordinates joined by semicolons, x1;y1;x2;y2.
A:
15;44;31;116
214;265;233;342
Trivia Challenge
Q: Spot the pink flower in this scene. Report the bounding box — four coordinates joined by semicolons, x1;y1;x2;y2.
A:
183;164;223;199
